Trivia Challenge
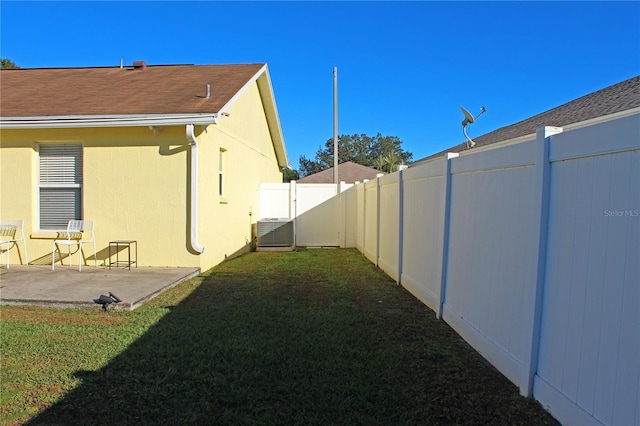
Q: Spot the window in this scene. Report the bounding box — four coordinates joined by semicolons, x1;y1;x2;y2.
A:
39;144;83;230
218;148;226;198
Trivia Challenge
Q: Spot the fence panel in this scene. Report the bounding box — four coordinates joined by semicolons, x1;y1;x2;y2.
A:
259;182;343;247
400;157;449;312
340;184;358;248
443;140;538;386
294;183;340;247
356;184;365;252
258;183;291;219
363;179;379;264
378;173;400;281
534;115;640;426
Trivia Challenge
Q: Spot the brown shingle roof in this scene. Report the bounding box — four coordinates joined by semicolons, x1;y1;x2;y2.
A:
419;75;640;161
298;161;384;183
0;63;266;117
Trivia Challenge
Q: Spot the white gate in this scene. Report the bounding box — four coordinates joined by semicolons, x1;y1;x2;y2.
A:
258;182;354;247
295;183;340;247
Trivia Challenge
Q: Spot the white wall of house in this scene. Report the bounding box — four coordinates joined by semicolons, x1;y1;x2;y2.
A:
259;112;639;426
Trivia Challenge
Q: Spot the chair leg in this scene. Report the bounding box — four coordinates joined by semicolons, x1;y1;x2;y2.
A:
52;242;56;271
23;241;29;266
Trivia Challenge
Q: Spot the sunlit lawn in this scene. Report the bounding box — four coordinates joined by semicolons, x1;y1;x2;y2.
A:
1;248;557;425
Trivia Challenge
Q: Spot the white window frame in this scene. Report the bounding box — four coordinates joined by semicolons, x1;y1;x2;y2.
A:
38;143;83;230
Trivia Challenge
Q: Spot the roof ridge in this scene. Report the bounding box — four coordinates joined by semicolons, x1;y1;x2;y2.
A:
0;62;268;71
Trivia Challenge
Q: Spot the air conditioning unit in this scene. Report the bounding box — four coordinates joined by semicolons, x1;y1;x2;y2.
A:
257;218;294;249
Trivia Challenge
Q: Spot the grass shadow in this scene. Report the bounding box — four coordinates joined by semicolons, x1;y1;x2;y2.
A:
23;249;557;425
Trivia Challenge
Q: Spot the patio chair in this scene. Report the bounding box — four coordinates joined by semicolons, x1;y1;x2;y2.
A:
0;220;29;268
52;220;97;271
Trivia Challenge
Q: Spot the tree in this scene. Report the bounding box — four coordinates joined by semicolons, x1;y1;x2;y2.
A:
383;152;400;173
282;168;299;182
298;154;325;177
372;155;384;172
0;58;20;69
298;133;413;177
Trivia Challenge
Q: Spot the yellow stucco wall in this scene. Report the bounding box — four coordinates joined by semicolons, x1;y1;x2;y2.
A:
0;81;283;271
196;81;283;269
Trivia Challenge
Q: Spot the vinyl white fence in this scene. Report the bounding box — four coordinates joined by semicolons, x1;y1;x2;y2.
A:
259;113;639;426
259;181;355;247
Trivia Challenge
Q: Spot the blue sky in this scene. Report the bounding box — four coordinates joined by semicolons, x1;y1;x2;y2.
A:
2;1;638;168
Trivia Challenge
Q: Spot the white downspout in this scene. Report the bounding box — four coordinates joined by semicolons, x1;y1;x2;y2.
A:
186;124;204;253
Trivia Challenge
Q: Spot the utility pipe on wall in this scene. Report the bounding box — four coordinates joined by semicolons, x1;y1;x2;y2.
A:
186;124;205;254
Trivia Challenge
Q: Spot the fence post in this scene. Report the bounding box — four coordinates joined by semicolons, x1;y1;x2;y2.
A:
376;175;381;267
290;180;297;245
519;126;563;397
398;169;404;285
362;180;368;256
437;152;458;319
339;181;346;248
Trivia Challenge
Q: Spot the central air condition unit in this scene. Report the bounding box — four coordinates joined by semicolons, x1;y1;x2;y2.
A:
257;218;294;250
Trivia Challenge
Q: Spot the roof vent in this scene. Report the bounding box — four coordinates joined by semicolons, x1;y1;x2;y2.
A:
133;60;147;70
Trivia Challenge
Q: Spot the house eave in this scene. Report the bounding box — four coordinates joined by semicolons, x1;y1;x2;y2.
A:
255;66;290;170
0;113;219;129
215;64;289;169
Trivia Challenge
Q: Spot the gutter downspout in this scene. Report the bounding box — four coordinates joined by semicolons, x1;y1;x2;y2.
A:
186;124;205;254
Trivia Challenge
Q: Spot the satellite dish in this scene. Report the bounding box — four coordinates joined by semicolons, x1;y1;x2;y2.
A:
460;106;475;126
459;105;486;149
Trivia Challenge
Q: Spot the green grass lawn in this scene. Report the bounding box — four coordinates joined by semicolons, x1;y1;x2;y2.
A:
1;248;557;425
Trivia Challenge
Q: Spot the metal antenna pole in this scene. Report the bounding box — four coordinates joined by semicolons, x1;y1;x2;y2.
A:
333;67;338;184
462;125;476;148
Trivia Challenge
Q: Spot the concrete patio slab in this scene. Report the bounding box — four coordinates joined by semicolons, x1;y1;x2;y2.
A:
0;265;201;310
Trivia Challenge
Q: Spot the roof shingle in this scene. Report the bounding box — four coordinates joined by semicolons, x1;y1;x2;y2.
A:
298;161;384;183
0;63;266;117
420;75;640;161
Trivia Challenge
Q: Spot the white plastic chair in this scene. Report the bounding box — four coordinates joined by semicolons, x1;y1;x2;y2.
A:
0;220;29;268
52;220;96;271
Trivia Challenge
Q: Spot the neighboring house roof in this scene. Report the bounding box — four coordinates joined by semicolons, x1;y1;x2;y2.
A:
416;75;640;163
297;161;384;183
0;62;289;167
